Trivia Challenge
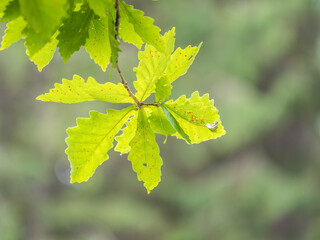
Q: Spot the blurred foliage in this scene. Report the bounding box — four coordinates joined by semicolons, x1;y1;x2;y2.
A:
1;0;320;239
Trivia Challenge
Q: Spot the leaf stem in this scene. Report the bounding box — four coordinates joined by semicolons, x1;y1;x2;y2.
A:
113;0;142;108
113;0;156;109
115;63;142;107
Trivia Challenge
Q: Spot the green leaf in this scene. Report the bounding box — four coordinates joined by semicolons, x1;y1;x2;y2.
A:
133;28;175;101
19;0;67;39
164;91;226;144
119;0;164;52
155;76;172;102
147;106;176;137
114;113;138;155
88;0;109;18
27;31;59;72
0;16;26;50
24;26;49;56
57;4;94;63
160;104;190;144
36;75;134;104
1;0;20;22
118;1;143;49
0;0;13;18
66;106;135;183
128;108;163;193
85;16;111;71
163;43;202;84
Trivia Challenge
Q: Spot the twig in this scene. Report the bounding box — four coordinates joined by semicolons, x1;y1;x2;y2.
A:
114;0;142;108
142;103;159;107
113;0;156;109
115;63;142;108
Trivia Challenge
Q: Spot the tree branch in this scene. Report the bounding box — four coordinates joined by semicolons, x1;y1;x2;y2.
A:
114;0;142;108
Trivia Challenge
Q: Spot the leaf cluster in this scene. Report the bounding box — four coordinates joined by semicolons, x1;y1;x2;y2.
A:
37;29;226;193
1;0;226;193
0;0;163;71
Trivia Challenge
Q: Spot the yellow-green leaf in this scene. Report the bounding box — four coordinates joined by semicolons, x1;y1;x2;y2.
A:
128;108;163;193
27;30;58;72
119;0;164;52
0;16;26;50
36;75;134;104
119;2;143;49
88;0;110;18
20;0;67;39
114;113;138;155
155;76;172;102
163;42;202;84
164;91;226;144
66;106;135;183
147;105;175;137
85;17;111;71
133;28;175;101
0;0;13;18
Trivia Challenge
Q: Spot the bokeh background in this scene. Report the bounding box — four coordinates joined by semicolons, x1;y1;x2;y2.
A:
1;0;320;239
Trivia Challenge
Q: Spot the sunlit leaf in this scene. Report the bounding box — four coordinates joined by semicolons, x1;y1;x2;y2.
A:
66;106;135;183
133;28;175;101
128;108;163;193
36;75;134;103
0;16;26;50
164;91;226;144
57;4;94;63
85;17;111;71
0;0;19;22
119;0;164;52
147;106;176;137
162;43;202;84
19;0;67;39
114;113;138;154
160;104;190;144
27;31;58;72
155;76;172;102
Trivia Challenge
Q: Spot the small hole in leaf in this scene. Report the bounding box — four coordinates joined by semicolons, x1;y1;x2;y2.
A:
143;163;147;167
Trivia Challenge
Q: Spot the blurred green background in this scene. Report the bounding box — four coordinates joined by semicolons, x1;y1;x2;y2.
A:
1;0;320;239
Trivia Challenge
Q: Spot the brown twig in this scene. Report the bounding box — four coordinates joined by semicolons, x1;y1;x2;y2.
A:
113;0;156;109
115;63;142;108
114;0;142;108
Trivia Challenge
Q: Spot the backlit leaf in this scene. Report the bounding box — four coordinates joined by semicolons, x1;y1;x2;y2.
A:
19;0;67;39
162;43;202;84
85;17;111;71
119;0;164;52
0;0;13;18
128;108;163;193
27;31;59;72
147;106;176;137
0;16;26;50
118;2;143;49
164;91;226;144
134;28;175;101
160;104;190;144
88;0;109;18
155;76;172;102
114;113;138;155
57;4;94;63
66;106;135;183
36;75;134;104
0;0;19;22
